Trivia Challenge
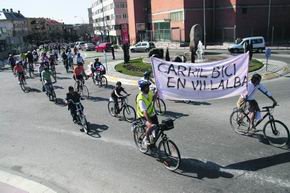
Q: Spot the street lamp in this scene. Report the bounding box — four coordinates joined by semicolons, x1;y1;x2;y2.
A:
203;0;206;49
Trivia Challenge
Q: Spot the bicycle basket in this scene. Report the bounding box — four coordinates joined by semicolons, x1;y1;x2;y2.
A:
160;118;174;131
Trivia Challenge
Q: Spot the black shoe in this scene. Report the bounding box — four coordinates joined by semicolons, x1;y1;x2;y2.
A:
80;128;84;132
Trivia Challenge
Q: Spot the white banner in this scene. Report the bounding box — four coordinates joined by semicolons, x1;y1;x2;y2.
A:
151;53;249;101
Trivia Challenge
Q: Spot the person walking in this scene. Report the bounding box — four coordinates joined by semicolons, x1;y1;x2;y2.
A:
111;45;115;60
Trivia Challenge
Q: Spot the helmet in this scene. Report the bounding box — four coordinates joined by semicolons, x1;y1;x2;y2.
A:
138;80;151;91
116;81;122;86
143;71;151;78
251;73;262;81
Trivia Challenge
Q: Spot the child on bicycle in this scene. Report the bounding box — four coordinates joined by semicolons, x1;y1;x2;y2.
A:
111;81;129;115
65;86;83;123
238;73;277;129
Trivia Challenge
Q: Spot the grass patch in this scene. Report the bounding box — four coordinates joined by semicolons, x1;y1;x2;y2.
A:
115;58;264;77
115;58;151;77
249;59;264;72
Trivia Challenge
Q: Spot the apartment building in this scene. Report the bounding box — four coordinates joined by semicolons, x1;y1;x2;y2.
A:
91;0;128;43
128;0;290;44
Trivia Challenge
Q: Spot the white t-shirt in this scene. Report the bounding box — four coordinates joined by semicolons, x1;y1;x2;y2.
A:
242;81;272;100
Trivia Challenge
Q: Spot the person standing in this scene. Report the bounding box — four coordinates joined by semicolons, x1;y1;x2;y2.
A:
111;45;115;60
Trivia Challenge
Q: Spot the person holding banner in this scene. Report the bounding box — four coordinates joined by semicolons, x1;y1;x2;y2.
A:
136;80;159;147
238;73;277;129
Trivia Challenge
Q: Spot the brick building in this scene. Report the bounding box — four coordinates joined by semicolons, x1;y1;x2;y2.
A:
127;0;290;44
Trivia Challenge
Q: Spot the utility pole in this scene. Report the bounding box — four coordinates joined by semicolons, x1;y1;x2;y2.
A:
267;0;272;43
203;0;207;49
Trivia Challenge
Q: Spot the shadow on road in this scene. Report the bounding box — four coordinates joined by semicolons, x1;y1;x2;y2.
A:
163;110;189;120
225;152;290;171
56;76;72;80
53;85;64;90
174;101;211;106
55;98;66;106
26;87;41;93
87;96;109;102
87;123;109;138
175;158;234;179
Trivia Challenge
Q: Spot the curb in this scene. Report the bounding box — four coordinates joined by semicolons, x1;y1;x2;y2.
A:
106;75;137;86
262;66;289;80
0;170;57;193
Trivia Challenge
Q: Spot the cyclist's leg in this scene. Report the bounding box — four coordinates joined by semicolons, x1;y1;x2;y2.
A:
248;100;259;128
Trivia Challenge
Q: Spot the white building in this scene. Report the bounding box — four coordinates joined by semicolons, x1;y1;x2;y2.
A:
91;0;128;44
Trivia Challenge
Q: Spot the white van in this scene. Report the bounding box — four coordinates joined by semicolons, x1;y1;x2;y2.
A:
228;36;265;53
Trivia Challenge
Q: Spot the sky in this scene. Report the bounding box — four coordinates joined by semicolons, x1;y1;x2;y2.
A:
1;0;94;24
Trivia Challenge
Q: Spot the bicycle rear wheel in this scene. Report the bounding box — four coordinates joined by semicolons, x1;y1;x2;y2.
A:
123;105;136;123
158;139;181;171
100;76;108;88
80;115;89;134
263;120;289;147
133;125;148;153
107;101;116;117
154;98;166;115
230;109;250;135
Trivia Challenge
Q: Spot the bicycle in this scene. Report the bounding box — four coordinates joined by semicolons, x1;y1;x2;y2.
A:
131;118;181;171
74;79;89;99
43;81;56;102
92;71;108;88
50;64;57;79
108;95;136;123
16;73;27;92
230;103;289;147
68;99;89;134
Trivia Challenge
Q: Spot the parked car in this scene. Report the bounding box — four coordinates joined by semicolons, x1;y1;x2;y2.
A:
130;41;155;52
228;36;265;53
95;42;112;52
84;43;95;51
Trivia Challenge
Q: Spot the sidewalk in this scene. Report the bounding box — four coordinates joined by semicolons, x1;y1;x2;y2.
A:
104;58;289;85
0;170;58;193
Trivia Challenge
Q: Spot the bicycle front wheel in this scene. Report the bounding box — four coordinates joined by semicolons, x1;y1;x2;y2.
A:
123;105;136;123
230;109;250;135
80;115;89;134
263;120;289;147
158;139;181;171
20;81;27;93
154;98;166;115
133;125;148;153
107;101;116;117
81;85;90;99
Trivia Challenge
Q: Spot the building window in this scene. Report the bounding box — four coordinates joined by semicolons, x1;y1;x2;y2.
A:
242;8;247;14
170;11;184;21
123;13;127;19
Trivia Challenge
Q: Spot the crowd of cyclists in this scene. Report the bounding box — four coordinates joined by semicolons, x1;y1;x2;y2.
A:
6;45;285;159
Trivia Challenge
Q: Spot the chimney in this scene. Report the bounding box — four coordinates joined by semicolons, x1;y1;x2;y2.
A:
10;8;13;12
2;9;5;12
18;10;20;14
6;9;9;12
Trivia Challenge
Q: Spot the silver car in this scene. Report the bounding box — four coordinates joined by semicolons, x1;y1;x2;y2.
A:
130;41;155;52
84;43;95;51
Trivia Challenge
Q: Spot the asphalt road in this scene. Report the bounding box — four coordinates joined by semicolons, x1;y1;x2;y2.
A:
0;51;289;193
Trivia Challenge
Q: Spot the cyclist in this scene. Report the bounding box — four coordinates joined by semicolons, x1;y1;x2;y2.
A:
136;80;159;146
13;61;26;84
8;54;16;71
76;53;84;65
111;81;129;115
65;86;83;123
238;73;277;129
41;66;56;93
73;63;87;91
91;58;106;81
